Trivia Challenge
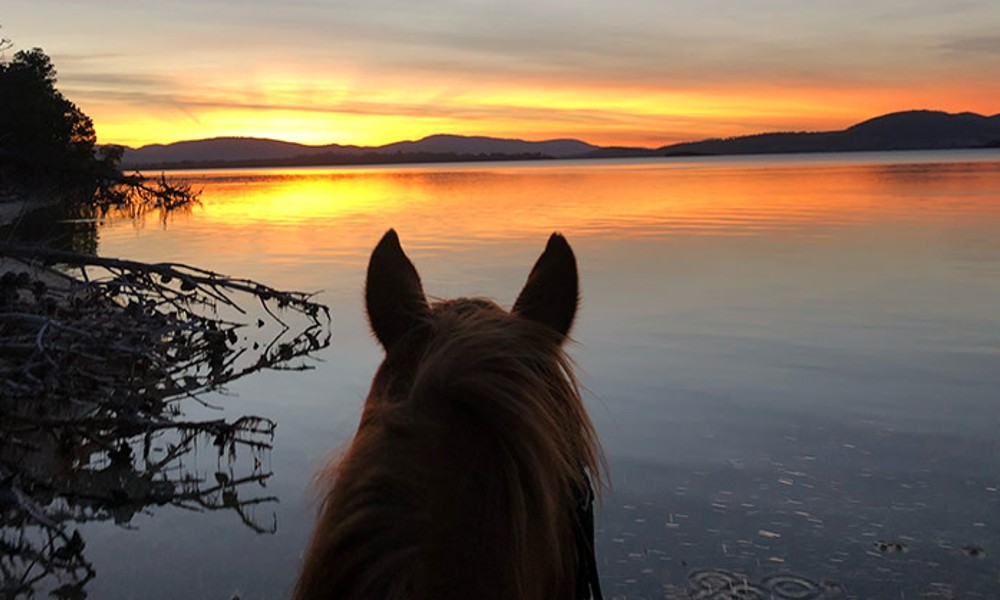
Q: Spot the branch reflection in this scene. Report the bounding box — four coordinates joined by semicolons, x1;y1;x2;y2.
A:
0;243;330;598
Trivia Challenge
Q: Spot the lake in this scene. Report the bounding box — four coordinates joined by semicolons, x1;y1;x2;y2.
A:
14;151;1000;598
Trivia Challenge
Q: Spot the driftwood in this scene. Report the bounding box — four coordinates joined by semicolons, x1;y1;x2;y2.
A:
0;242;330;598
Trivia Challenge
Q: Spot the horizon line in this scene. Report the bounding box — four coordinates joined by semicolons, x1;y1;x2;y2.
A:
112;108;999;151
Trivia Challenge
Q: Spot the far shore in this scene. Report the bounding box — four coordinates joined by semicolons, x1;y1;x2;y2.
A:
127;145;1000;174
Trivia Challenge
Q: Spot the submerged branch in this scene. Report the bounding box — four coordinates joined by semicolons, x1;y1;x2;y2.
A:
0;242;331;596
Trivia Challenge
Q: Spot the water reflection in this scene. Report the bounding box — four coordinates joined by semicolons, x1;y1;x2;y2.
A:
0;236;329;598
1;423;274;598
85;152;1000;600
0;201;99;255
142;154;1000;258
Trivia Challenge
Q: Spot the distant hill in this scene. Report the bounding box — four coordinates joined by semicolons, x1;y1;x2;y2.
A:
121;137;357;165
120;110;1000;169
660;110;1000;156
121;134;598;169
374;134;596;158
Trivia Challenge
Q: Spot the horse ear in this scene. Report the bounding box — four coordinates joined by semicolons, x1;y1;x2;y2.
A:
366;229;429;350
512;233;578;339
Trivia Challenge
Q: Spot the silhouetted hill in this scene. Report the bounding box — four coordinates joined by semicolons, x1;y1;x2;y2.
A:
843;111;1000;148
374;134;596;158
121;137;360;165
121;134;597;168
661;110;1000;156
120;110;1000;169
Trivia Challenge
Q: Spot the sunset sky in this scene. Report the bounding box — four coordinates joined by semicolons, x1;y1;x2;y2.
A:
4;0;999;148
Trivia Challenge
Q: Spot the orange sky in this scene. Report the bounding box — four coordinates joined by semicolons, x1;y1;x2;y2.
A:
4;1;999;148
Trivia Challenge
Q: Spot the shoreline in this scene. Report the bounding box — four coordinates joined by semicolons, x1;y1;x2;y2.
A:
125;145;1000;174
0;195;61;228
127;147;1000;177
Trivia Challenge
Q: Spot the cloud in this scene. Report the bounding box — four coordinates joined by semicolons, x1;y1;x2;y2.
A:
213;1;999;93
17;0;1000;99
11;0;997;147
72;85;640;128
941;34;1000;55
58;71;170;89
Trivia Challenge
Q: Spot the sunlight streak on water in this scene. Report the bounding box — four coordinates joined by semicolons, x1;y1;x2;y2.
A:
101;152;1000;269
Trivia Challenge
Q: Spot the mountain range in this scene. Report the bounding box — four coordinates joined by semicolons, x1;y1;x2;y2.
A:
121;110;1000;170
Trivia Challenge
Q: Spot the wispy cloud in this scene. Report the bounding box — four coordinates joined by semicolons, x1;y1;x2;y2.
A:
942;34;1000;55
5;0;998;145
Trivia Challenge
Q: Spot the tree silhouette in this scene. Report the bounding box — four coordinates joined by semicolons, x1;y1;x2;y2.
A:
0;30;329;597
0;48;98;184
0;38;194;220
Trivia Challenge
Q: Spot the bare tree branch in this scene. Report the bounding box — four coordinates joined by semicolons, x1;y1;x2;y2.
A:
0;243;331;596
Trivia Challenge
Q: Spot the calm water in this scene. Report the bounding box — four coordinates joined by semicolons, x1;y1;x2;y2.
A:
73;152;1000;597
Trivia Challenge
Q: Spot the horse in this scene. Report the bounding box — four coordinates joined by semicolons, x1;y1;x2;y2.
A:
294;230;604;600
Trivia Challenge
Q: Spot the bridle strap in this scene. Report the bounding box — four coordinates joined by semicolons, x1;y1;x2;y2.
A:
574;471;604;600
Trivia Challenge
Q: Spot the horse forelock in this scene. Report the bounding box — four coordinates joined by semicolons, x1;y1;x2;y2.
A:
405;297;600;481
296;297;602;600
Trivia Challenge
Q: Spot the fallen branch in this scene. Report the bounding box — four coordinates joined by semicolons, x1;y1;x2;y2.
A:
0;243;331;597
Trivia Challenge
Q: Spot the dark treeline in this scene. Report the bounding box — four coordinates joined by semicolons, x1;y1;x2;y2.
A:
130;151;555;171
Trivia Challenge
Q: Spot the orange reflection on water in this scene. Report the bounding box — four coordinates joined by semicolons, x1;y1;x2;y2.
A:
196;169;417;224
144;154;1000;269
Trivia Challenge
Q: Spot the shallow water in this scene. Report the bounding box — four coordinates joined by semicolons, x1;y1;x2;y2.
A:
34;151;1000;598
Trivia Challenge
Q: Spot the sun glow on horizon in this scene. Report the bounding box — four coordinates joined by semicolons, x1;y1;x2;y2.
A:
55;29;1000;150
86;72;1000;150
6;0;998;150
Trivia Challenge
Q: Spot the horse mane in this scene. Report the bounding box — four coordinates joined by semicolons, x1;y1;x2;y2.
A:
294;297;602;600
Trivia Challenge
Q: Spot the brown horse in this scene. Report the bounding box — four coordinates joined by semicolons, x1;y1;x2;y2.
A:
294;230;603;600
